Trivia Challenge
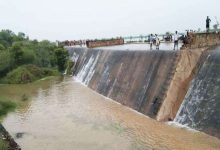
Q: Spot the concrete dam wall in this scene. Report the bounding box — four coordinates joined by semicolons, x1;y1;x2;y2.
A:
175;47;220;138
68;33;220;137
69;48;179;118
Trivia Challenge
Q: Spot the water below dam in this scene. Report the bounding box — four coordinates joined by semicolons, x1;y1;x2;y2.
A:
1;77;220;150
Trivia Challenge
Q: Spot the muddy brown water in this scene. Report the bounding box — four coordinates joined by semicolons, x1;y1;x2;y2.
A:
1;77;220;150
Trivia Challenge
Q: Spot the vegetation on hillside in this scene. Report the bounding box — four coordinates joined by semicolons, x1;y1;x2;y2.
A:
0;65;59;84
0;29;68;83
0;29;70;121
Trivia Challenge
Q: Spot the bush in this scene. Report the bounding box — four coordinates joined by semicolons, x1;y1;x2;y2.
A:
1;65;60;84
42;68;59;76
55;48;68;72
66;60;75;75
10;42;24;66
0;29;66;82
25;65;45;78
0;51;13;77
22;48;36;64
2;66;34;84
0;97;16;117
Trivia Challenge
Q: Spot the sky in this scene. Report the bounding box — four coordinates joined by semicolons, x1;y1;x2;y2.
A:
0;0;219;41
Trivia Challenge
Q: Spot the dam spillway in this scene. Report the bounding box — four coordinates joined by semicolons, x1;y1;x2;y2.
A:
175;47;220;138
1;33;220;149
69;47;179;118
68;33;220;138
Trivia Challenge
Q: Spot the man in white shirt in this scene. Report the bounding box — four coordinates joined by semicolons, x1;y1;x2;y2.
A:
173;31;179;50
155;34;160;50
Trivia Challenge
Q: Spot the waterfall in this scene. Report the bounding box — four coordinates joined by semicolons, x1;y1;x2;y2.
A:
69;47;178;119
75;52;100;85
174;47;220;137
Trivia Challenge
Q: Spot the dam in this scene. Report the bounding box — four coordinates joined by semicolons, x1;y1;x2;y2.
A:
68;32;220;137
69;47;179;119
1;32;220;149
175;47;220;137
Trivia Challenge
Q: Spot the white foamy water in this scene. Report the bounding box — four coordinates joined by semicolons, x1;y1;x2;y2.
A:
76;52;100;84
94;43;183;51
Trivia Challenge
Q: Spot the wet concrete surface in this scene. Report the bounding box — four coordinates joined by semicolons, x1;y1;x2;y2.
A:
69;47;179;118
175;47;220;138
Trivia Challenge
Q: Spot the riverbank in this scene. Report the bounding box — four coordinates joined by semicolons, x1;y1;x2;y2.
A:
0;64;61;119
0;64;60;84
0;76;62;104
0;76;63;149
0;124;20;150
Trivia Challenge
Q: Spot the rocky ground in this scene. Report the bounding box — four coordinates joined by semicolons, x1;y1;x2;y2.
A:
0;124;20;150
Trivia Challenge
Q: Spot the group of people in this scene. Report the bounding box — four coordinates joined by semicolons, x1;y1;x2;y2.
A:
149;34;160;50
147;16;213;50
149;31;180;50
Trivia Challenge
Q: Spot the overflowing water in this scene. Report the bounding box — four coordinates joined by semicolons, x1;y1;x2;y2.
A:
68;47;179;118
1;77;220;150
175;47;220;137
68;43;183;51
94;43;183;51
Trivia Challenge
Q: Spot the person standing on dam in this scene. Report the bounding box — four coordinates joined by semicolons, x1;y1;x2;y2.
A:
149;34;154;50
173;31;179;50
206;16;211;32
155;34;160;50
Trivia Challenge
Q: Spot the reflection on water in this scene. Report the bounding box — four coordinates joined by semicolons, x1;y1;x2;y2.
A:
2;78;220;150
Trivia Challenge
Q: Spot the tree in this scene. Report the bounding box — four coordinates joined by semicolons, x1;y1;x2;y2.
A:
0;30;15;47
0;51;14;77
13;32;26;41
55;48;68;72
10;43;24;66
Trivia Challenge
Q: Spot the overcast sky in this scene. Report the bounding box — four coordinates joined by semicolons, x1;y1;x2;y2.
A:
0;0;219;41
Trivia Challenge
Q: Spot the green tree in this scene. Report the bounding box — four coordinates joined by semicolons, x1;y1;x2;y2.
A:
0;29;15;47
22;48;36;64
0;51;13;77
55;48;68;72
10;43;24;66
34;40;57;67
13;32;26;41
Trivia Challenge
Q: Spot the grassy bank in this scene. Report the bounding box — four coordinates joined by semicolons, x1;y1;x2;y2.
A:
0;97;16;119
0;139;6;150
0;64;60;84
0;29;69;84
0;29;68;149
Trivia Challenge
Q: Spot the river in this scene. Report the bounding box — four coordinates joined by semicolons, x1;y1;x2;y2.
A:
1;77;220;150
